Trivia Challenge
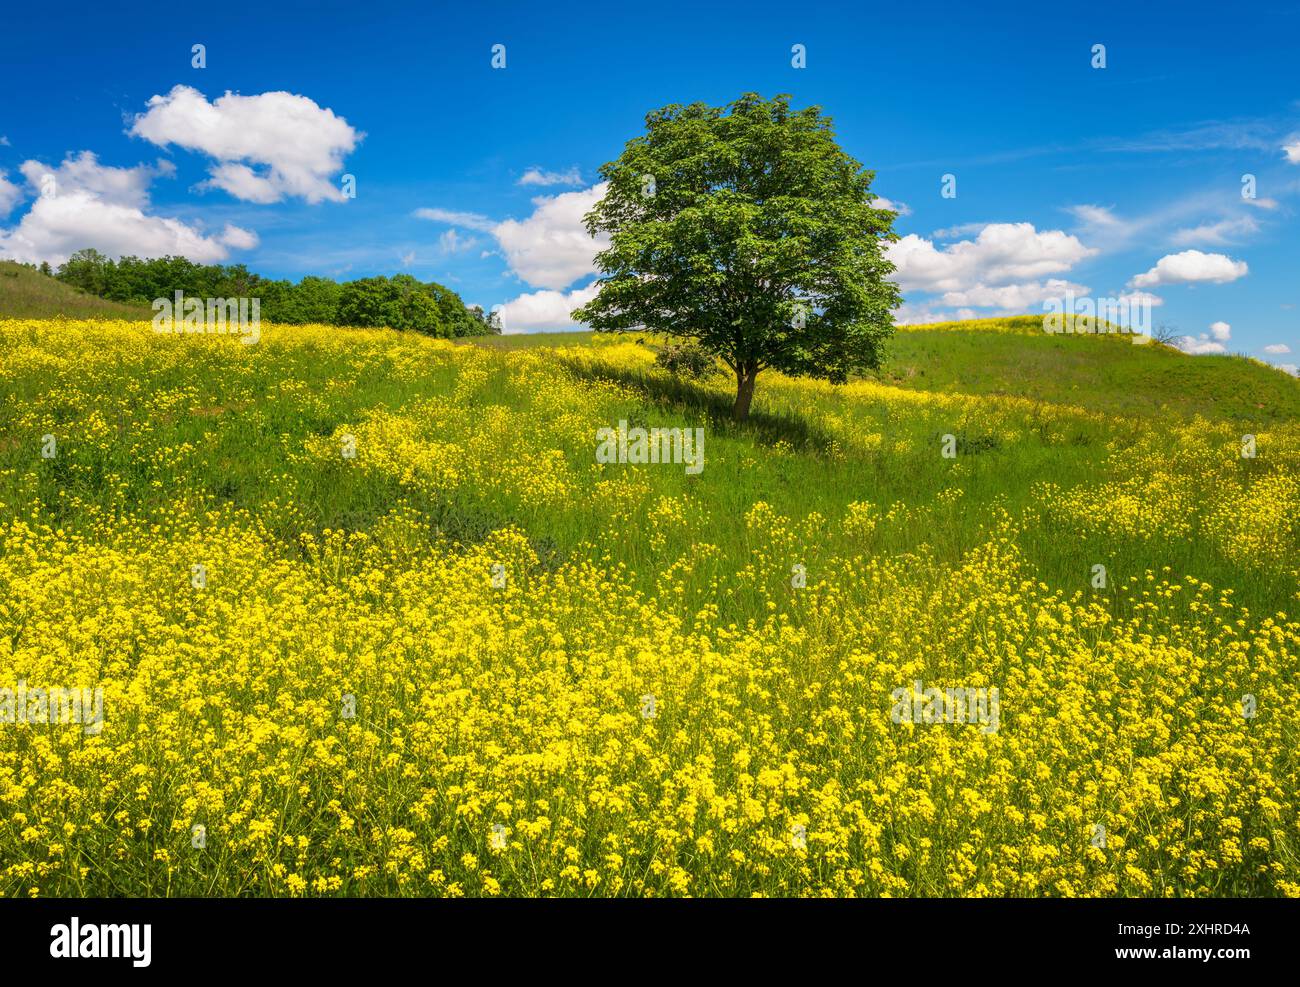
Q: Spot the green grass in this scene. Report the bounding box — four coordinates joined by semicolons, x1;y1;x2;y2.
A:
469;319;1300;424
2;317;1298;898
881;327;1300;424
7;317;1295;621
0;261;154;319
461;329;599;349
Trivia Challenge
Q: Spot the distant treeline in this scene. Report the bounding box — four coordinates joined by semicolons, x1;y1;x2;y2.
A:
45;249;501;337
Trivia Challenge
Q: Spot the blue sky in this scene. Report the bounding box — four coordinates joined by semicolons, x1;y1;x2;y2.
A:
1;0;1297;366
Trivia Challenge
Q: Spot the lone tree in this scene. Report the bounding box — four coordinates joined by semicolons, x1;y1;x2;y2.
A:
573;92;901;421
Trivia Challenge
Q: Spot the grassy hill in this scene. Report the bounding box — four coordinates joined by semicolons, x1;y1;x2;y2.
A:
1;315;1297;898
883;318;1300;424
472;318;1300;424
0;260;153;319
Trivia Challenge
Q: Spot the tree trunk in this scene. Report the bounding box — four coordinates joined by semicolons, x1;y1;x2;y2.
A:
732;365;758;421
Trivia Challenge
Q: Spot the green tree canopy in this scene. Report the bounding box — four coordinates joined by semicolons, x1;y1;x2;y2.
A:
52;255;493;337
336;274;479;336
573;92;901;420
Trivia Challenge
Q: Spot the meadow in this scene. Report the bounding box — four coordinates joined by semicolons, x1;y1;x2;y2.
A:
0;262;154;321
0;315;1297;897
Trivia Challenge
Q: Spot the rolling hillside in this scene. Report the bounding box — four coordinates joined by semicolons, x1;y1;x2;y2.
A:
2;315;1298;898
883;318;1300;424
470;319;1300;424
0;260;154;319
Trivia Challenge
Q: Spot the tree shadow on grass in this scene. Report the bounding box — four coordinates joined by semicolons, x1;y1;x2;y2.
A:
555;355;840;455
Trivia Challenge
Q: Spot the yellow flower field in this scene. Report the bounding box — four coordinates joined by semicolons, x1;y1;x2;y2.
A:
1;318;1297;897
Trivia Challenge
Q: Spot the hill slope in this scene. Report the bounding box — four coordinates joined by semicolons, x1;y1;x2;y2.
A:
0;260;154;319
884;318;1300;424
1;316;1298;898
471;318;1300;424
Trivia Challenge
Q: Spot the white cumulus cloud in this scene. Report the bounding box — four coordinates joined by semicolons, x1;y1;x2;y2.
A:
1130;250;1248;288
218;224;259;250
0;170;22;218
892;301;978;325
19;151;168;208
887;223;1097;295
495;282;600;333
939;278;1088;311
1177;322;1231;355
0;151;246;266
1263;343;1291;355
1;192;230;266
492;184;609;289
885;223;1096;314
130;85;362;204
1178;337;1226;355
417;183;609;290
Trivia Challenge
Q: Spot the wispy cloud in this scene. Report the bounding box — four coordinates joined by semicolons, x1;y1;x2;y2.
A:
518;167;583;187
1130;250;1248;288
437;229;479;254
1096;118;1282;155
1170;215;1259;246
412;207;496;232
1066;181;1279;255
891;114;1298;173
